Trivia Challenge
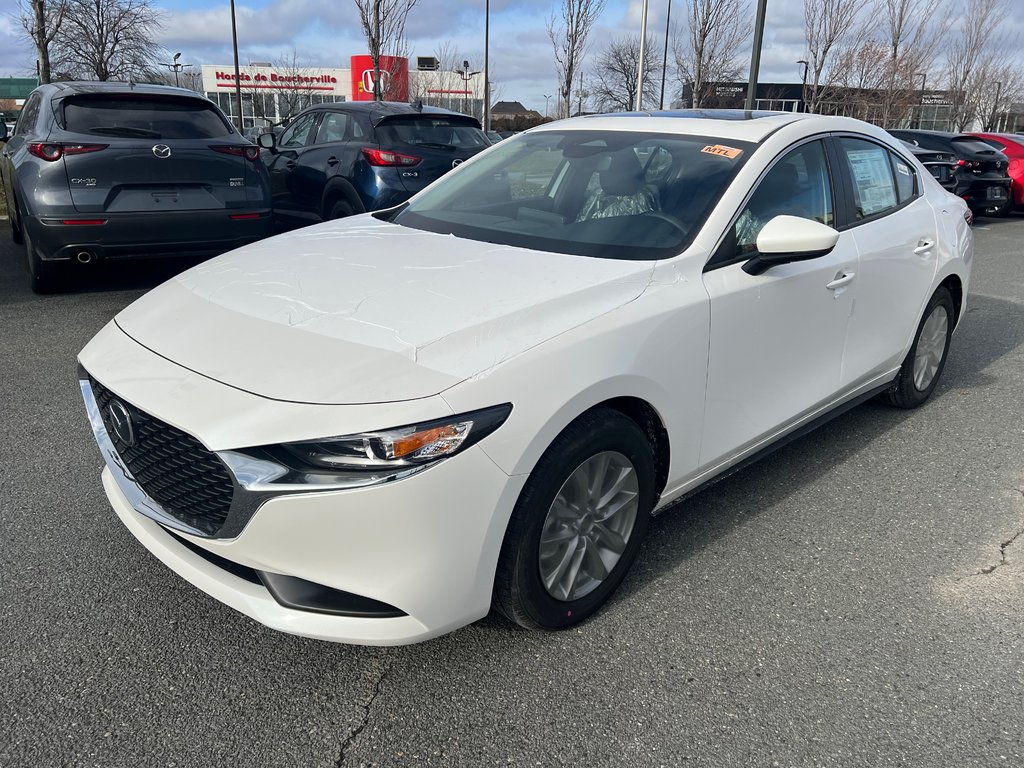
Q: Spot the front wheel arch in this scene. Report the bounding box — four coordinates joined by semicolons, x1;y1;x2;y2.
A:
320;178;365;221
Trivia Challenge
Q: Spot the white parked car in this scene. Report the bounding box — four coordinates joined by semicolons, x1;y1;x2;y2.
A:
79;111;973;645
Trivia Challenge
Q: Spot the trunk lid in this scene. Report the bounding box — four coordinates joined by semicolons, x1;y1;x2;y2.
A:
55;93;255;213
372;113;489;194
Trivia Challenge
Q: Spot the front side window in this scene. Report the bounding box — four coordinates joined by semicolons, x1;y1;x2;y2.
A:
732;140;834;256
279;112;318;148
392;130;754;260
839;138;898;219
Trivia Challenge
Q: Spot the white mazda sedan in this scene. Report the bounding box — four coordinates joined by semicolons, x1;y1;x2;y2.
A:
79;111;973;645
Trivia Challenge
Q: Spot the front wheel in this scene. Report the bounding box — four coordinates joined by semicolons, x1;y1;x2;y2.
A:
493;407;655;630
883;287;954;409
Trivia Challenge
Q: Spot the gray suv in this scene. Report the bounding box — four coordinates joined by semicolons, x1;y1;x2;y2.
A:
0;82;273;292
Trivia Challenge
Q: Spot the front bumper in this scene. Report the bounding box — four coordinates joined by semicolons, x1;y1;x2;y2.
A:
26;208;273;262
80;325;527;645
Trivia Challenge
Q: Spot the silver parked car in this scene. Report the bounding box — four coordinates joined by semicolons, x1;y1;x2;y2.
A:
0;82;273;292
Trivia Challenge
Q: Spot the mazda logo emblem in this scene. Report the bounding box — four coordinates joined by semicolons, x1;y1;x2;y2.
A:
107;400;136;447
452;159;464;168
152;144;172;159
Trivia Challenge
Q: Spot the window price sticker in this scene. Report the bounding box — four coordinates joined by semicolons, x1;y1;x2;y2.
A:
701;144;744;159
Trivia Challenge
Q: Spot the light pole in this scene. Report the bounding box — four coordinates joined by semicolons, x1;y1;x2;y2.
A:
229;0;243;131
159;52;187;88
745;0;768;111
484;0;491;131
659;0;672;110
989;80;1003;131
458;60;480;118
915;72;927;129
797;59;808;112
634;0;649;111
543;94;552;116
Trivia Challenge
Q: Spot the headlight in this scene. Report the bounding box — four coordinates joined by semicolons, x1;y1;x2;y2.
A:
218;404;512;491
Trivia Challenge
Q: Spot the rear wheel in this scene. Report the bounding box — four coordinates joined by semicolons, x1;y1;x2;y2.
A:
8;194;24;244
327;198;355;221
494;407;655;630
883;287;954;409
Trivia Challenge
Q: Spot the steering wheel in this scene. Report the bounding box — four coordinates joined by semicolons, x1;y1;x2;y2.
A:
641;211;689;235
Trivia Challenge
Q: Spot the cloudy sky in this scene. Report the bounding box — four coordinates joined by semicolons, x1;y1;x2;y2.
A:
2;0;1022;112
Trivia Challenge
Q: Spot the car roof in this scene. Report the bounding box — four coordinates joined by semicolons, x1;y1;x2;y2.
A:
531;110;881;145
37;81;207;100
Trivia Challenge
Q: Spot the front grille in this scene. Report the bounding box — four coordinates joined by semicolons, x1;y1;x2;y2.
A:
91;377;235;536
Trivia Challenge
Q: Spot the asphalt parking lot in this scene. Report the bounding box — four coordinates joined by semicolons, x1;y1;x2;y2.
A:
1;216;1022;768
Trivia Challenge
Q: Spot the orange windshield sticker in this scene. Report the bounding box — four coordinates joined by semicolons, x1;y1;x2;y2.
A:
701;144;744;159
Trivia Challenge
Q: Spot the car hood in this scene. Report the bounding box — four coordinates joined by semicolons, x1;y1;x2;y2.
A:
115;216;654;405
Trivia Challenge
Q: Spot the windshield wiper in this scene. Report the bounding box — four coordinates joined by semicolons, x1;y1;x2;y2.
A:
411;141;457;150
87;126;162;138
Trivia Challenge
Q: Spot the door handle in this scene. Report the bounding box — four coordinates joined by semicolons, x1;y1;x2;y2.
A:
826;271;855;290
913;239;934;255
327;156;339;166
285;160;296;169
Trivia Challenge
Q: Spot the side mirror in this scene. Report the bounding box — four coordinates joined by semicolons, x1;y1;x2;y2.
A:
257;132;276;150
743;215;840;275
0;122;8;142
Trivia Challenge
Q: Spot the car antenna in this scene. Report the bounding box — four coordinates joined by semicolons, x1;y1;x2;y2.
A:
413;99;423;112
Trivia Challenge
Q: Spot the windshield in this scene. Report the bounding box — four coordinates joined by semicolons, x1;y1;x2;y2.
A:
392;130;754;260
376;116;490;150
62;96;233;139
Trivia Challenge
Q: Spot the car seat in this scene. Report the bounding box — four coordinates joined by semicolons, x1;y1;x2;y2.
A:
576;152;659;221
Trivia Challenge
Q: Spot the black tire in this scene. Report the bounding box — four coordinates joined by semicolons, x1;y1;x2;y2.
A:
883;287;955;409
24;225;62;294
493;407;655;631
326;198;355;221
8;194;24;245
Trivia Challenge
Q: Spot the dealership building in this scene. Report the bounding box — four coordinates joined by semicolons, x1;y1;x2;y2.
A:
200;57;486;128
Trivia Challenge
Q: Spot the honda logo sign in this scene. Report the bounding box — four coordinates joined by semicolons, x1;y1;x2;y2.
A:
361;68;391;95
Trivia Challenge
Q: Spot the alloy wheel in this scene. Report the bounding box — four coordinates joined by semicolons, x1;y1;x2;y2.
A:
538;451;639;602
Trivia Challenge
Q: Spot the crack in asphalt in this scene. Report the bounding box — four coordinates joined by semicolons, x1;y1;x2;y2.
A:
976;488;1024;575
335;657;392;768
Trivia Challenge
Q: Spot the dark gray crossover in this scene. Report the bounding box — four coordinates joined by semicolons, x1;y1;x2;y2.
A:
0;82;273;292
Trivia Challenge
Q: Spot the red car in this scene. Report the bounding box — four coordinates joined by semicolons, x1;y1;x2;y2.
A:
970;133;1024;212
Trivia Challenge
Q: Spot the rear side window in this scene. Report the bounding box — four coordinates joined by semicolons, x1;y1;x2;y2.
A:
838;138;898;219
62;97;233;139
315;112;350;144
376;117;490;149
889;151;916;203
16;93;42;136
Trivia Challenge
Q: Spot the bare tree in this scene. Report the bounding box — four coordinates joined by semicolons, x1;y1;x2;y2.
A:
352;0;418;101
942;0;1008;130
975;62;1024;132
802;0;865;113
875;0;948;126
548;0;605;119
589;35;661;113
673;0;749;108
52;0;162;81
19;0;68;83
